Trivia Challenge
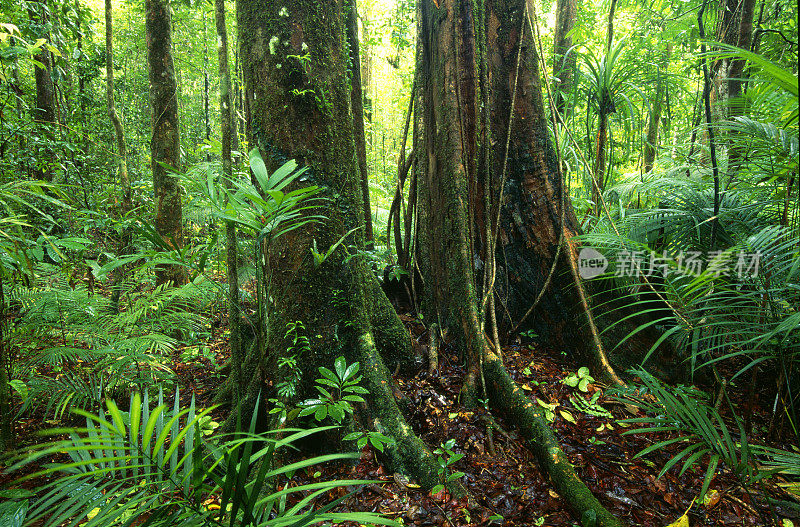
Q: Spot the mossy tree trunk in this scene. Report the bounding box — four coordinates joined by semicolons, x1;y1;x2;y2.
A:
416;0;622;524
28;0;57;182
215;0;242;408
416;0;484;403
346;0;374;247
145;0;186;286
236;0;440;488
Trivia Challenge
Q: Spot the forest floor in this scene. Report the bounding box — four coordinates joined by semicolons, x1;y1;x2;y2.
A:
171;309;794;527
3;302;797;526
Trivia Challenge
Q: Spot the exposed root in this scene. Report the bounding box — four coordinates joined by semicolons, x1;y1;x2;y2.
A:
354;332;464;495
483;349;623;527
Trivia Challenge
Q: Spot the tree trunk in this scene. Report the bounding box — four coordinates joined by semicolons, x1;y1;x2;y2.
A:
29;0;57;182
0;272;11;451
215;0;242;409
76;0;88;150
203;11;211;147
416;0;483;401
552;0;576;117
106;0;134;308
359;13;372;122
722;0;757;173
236;0;440;488
346;0;374;247
145;0;186;286
417;0;622;524
643;44;671;173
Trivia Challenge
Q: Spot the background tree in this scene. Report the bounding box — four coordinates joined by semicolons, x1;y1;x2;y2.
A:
145;0;185;285
105;0;132;308
643;43;671;173
347;0;374;247
553;0;577;117
214;0;241;408
28;0;57;181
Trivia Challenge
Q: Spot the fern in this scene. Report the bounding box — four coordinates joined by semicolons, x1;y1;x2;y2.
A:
10;267;222;419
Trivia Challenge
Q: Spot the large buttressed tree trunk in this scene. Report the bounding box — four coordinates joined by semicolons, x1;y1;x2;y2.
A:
237;0;439;487
145;0;185;286
416;0;485;400
416;0;622;523
485;1;620;377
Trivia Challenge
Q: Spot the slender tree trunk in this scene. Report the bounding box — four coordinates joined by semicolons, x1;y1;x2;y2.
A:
643;43;671;173
359;14;372;122
203;11;211;147
76;0;88;150
552;0;576;117
346;0;373;247
236;0;440;488
725;0;757;174
106;0;134;308
591;0;617;213
215;0;242;409
145;0;186;285
29;0;57;182
0;272;11;451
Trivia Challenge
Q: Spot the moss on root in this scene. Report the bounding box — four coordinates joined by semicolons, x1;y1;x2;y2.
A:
483;350;623;527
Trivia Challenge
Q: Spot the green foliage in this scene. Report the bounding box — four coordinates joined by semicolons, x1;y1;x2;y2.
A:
342;429;395;453
431;439;465;496
9;268;218;418
275;321;306;399
310;226;360;268
299;356;368;424
569;392;613;419
615;369;799;501
562;366;595;392
3;390;399;527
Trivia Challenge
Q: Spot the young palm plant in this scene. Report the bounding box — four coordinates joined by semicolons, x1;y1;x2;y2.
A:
579;39;647;213
2;389;398;527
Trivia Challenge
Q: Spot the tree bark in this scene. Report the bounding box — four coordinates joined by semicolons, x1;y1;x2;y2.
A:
215;0;242;409
717;0;757;174
417;0;622;524
346;0;374;247
552;0;576;117
359;13;372;122
416;0;483;401
145;0;186;285
29;0;57;182
236;0;440;488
